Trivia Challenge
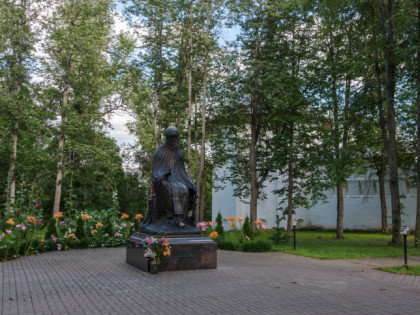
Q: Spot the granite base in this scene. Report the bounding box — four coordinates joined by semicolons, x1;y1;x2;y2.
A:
126;232;217;272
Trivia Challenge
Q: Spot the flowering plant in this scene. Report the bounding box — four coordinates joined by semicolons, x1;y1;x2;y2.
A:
255;219;267;230
143;237;171;265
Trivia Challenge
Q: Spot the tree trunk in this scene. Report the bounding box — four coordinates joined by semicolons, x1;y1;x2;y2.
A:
249;17;261;231
373;25;389;233
196;3;210;223
286;122;294;237
199;166;207;222
7;1;25;212
7;119;19;211
53;59;71;216
382;0;401;244
415;0;420;247
153;19;161;149
336;183;344;239
186;0;193;177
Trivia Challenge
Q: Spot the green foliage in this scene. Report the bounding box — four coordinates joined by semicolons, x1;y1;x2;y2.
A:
215;239;240;251
45;218;57;238
376;265;420;276
273;241;420;259
75;217;86;240
241;240;272;253
215;212;224;236
242;217;254;240
271;213;287;244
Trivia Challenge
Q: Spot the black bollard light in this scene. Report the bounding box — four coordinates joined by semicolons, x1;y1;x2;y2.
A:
399;226;410;268
293;221;297;250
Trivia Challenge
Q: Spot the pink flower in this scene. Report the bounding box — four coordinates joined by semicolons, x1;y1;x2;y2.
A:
146;237;154;244
57;244;62;251
35;202;39;207
0;234;3;239
16;224;22;228
50;235;57;243
6;230;12;234
21;225;26;231
131;223;135;227
59;221;66;226
15;210;19;214
197;222;208;231
114;232;122;237
120;223;127;228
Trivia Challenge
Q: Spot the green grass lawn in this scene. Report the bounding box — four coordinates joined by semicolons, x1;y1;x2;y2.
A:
214;229;420;259
376;265;420;276
272;240;420;259
293;229;415;241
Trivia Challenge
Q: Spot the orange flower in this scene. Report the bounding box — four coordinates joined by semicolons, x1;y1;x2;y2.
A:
53;211;63;219
255;219;262;224
26;216;37;224
163;249;171;256
82;214;89;221
121;213;129;219
236;217;243;222
227;216;236;221
230;222;235;227
210;231;218;239
40;239;45;243
95;222;103;228
66;233;76;239
91;229;98;234
6;218;15;225
135;214;143;220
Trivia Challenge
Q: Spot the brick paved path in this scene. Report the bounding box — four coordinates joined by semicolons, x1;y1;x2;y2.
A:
1;248;420;315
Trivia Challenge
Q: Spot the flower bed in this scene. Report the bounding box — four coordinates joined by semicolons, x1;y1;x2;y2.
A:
1;208;144;261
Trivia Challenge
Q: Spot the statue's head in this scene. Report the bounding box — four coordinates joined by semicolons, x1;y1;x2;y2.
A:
165;126;179;147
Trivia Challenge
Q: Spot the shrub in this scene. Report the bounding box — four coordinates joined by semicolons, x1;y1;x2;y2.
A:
242;216;254;240
45;218;57;238
241;240;272;252
75;217;86;239
104;220;114;236
79;237;91;249
215;212;224;236
215;238;240;251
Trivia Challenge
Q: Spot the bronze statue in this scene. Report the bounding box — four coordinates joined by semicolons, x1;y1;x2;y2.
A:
141;126;199;234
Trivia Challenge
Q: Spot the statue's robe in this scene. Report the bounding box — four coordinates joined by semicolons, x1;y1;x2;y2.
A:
152;142;196;218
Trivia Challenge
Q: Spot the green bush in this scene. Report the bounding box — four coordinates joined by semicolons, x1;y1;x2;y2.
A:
242;216;254;240
79;237;91;249
215;212;224;236
45;218;57;238
241;239;272;252
104;220;114;235
215;238;240;251
75;217;86;239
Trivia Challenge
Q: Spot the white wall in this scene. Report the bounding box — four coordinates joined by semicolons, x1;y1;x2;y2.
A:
212;169;417;230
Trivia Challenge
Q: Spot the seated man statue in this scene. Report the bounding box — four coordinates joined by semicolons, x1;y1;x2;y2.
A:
141;126;198;232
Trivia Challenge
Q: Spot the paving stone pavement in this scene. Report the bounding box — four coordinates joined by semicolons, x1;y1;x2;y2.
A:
1;248;420;315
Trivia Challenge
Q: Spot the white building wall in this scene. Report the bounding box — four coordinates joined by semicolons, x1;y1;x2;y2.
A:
212;169;418;230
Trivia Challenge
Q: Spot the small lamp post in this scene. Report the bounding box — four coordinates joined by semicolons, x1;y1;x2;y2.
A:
293;221;297;250
399;226;410;268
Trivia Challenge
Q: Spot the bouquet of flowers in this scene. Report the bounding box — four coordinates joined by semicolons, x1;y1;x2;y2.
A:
143;236;171;265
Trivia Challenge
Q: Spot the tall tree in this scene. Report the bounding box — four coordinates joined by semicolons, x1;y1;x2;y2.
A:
0;0;36;212
378;0;401;244
43;0;115;216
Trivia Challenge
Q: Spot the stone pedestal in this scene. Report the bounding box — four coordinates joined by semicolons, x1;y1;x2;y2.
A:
126;232;217;272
